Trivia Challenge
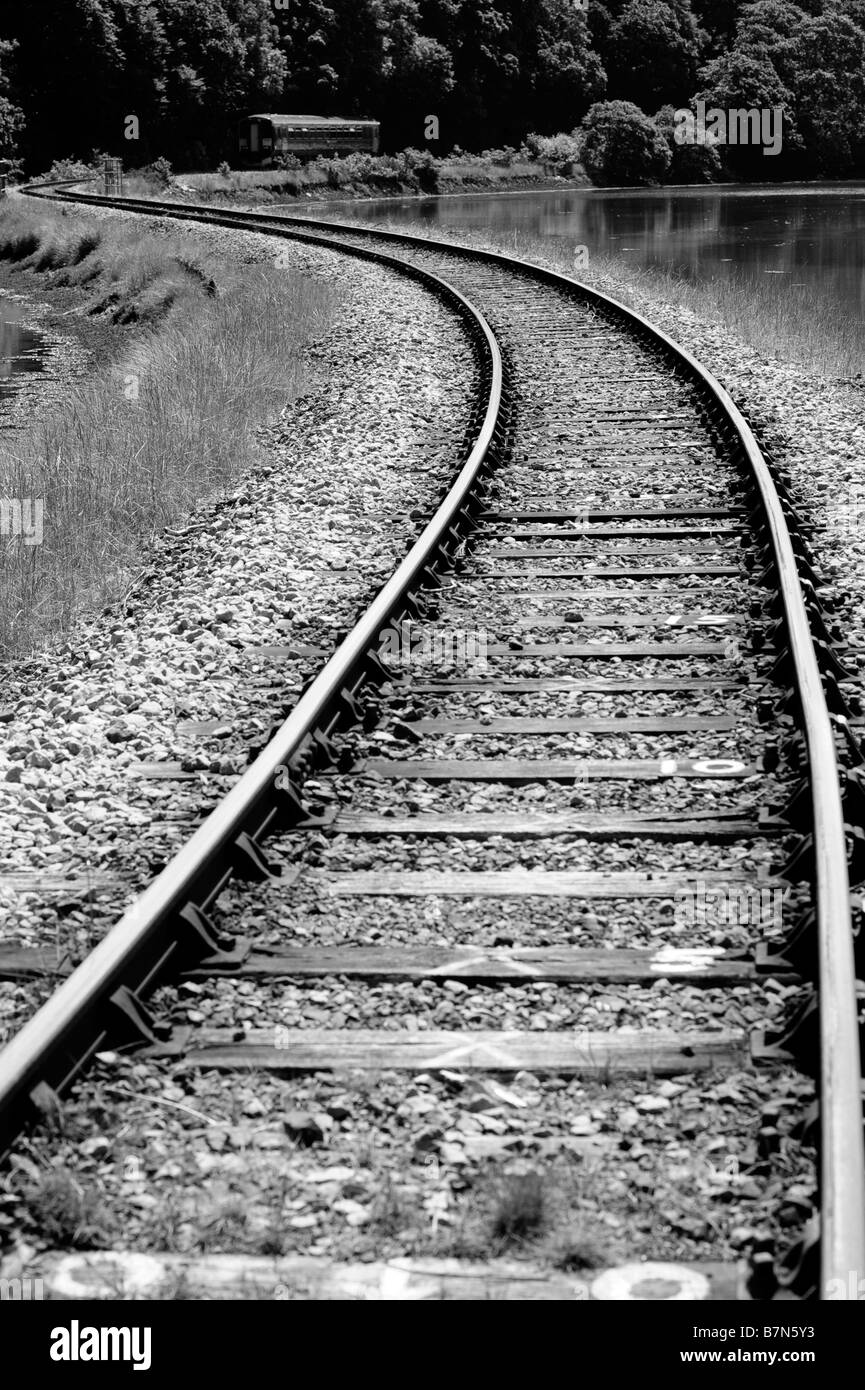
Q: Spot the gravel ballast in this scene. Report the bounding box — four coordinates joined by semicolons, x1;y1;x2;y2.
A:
0;214;475;986
0;205;826;1293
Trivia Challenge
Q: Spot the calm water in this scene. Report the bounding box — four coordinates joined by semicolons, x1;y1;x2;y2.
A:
323;182;865;324
0;298;45;407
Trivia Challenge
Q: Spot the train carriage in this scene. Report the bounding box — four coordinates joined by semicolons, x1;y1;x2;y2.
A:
237;114;380;166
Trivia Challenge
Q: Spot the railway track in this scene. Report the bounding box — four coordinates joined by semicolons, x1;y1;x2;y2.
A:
2;183;863;1301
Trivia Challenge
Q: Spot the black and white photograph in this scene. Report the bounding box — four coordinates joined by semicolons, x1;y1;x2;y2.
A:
0;0;862;1351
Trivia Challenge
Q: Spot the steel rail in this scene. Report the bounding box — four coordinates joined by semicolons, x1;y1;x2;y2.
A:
11;183;865;1295
228;203;865;1298
0;188;505;1150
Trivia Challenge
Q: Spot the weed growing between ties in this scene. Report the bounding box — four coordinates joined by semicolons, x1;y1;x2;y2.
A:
0;202;335;654
448;1166;605;1268
19;1169;116;1249
490;1171;546;1242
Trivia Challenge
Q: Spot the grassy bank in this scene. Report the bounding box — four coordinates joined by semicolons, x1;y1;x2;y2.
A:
181;143;590;205
346;214;863;381
0;202;334;655
604;260;865;381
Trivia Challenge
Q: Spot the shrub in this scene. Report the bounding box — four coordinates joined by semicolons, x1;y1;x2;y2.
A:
216;161;232;179
481;145;518;167
149;156;173;187
0;157;24;184
491;1173;546;1244
580;101;672;185
401;147;440;191
40;156;101;184
417;158;440;192
314;148;440;194
654;105;723;183
22;1170;112;1248
128;156;174;191
532;132;583;173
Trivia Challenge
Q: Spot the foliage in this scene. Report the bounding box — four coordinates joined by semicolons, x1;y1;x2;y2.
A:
772;10;865;174
480;145;519;166
5;0;604;169
139;155;173;187
604;1;701;111
580;100;671;185
0;40;25;160
313;145;441;193
694;49;800;175
526;131;583;173
4;1;865;182
734;0;812;54
655;104;723;182
39;155;104;184
5;0;285;169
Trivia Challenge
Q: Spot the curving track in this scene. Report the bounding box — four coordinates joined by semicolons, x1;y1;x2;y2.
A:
1;183;863;1299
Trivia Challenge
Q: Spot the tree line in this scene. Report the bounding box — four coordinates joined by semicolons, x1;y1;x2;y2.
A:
2;0;865;180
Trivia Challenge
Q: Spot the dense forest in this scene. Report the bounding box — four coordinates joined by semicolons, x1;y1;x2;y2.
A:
2;0;865;180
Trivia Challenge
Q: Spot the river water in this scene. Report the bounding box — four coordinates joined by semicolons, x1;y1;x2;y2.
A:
324;181;865;326
0;297;45;415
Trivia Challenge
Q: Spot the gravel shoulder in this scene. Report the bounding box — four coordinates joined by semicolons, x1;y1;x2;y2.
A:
0;216;475;1020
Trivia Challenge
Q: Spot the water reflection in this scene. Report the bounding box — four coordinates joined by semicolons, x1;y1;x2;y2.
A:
327;182;865;324
0;298;45;400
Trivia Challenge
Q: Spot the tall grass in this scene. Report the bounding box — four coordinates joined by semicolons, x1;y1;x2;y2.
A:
359;215;864;379
187;168;313;198
0;203;334;654
617;261;864;379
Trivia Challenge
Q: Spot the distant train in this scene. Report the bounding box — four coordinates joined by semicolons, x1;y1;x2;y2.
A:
236;114;381;166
